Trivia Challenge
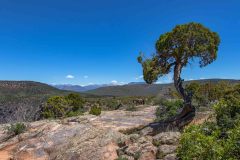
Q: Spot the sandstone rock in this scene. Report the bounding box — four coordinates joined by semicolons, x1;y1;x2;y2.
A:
119;154;135;160
0;106;158;160
119;135;157;160
153;132;181;146
163;153;177;160
140;127;153;136
157;145;177;159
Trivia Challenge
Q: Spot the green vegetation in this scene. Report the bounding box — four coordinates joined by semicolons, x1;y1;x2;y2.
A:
185;81;234;108
155;99;183;121
138;22;220;124
42;93;85;118
7;123;27;136
115;157;128;160
177;85;240;160
125;105;137;111
85;96;151;111
89;105;102;116
0;81;74;123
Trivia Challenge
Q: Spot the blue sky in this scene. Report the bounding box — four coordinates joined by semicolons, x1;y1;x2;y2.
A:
0;0;239;85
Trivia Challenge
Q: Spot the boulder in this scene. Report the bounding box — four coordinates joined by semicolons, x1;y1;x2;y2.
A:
163;153;177;160
157;145;177;159
153;132;181;146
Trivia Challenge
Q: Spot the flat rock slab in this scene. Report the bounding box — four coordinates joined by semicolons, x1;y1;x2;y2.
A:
0;106;157;160
89;106;157;132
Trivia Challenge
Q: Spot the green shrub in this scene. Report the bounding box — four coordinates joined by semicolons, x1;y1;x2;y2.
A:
223;122;240;159
156;99;183;121
105;99;120;110
126;105;137;111
7;123;27;136
115;157;128;160
177;125;223;160
42;96;69;118
214;94;240;131
178;87;240;160
89;105;102;116
66;93;85;112
42;93;85;119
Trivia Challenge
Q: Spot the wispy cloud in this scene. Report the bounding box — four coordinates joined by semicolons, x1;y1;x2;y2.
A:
84;75;89;79
135;75;143;80
111;80;125;85
66;75;75;79
111;80;118;84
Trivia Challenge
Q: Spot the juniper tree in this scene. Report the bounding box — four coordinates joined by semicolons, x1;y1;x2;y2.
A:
138;22;220;127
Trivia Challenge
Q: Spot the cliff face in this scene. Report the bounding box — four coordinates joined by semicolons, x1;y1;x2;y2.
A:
0;81;70;124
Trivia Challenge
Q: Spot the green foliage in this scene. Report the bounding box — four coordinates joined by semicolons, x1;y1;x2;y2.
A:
42;93;85;118
177;125;224;160
214;88;240;131
42;96;69;118
66;93;85;112
138;22;220;84
185;81;234;108
126;105;137;111
89;105;102;116
7;123;27;136
115;157;128;160
177;87;240;160
223;122;240;159
156;99;183;121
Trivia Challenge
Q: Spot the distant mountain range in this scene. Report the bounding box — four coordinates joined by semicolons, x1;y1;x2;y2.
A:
52;82;145;92
54;79;240;97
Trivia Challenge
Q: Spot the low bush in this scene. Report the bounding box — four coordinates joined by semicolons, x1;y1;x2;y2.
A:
115;157;128;160
156;99;183;121
214;93;240;131
42;93;85;119
7;123;27;136
126;105;137;111
177;86;240;160
89;105;102;116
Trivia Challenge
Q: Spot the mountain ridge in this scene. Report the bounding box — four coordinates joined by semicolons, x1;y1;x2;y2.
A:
85;79;240;97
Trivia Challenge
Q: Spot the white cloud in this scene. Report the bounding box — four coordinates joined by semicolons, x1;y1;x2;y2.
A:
110;80;125;85
111;80;118;84
136;75;143;80
155;81;163;84
199;77;205;80
119;82;126;85
66;75;74;79
84;75;89;79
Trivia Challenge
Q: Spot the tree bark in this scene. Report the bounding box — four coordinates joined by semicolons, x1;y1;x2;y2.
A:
172;63;195;127
149;63;196;134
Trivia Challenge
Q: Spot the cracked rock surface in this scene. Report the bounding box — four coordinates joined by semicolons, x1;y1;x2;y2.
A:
0;106;157;160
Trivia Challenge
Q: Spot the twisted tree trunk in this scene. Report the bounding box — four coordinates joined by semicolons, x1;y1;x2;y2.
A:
149;63;195;134
172;63;195;127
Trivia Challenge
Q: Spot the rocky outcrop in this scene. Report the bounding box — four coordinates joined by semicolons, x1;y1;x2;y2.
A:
116;131;180;160
0;105;183;160
117;134;158;160
0;106;157;160
153;132;181;160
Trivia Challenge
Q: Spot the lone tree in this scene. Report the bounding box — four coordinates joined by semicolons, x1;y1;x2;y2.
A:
138;22;220;128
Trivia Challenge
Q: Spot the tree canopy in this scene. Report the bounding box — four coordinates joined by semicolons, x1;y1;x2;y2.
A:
138;22;220;85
